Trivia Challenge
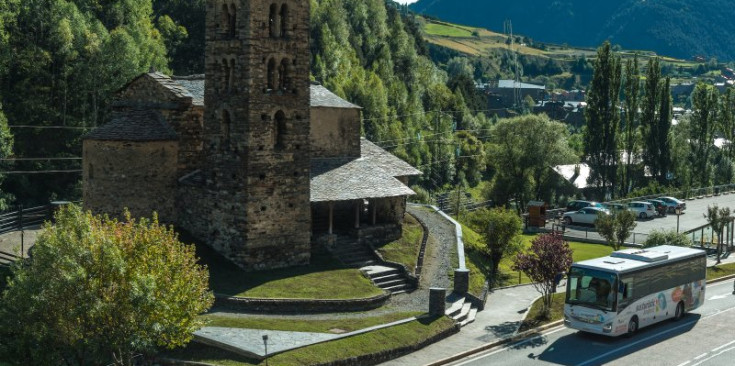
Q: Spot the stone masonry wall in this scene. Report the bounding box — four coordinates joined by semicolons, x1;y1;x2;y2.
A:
310;107;361;158
83;140;178;223
199;0;312;270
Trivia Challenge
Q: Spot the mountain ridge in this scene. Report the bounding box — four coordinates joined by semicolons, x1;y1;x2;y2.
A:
410;0;735;61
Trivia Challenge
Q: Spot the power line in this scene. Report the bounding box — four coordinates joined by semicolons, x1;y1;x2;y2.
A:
1;170;82;174
8;125;90;130
0;157;82;161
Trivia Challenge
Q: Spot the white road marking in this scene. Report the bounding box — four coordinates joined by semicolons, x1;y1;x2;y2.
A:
693;353;708;360
708;294;728;300
691;347;735;366
675;361;691;366
450;327;567;366
712;339;735;353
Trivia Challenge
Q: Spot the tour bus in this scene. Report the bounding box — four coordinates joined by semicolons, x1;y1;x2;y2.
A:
564;245;706;336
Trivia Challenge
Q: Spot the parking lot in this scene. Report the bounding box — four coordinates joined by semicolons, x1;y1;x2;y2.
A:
550;193;735;244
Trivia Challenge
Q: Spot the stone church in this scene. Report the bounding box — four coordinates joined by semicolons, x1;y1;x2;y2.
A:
82;0;420;271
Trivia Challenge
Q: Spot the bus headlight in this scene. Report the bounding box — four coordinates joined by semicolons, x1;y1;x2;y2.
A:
603;322;613;333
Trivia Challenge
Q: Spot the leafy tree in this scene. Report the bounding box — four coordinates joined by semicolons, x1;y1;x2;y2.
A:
595;210;637;251
689;82;719;187
0;106;13;210
643;229;691;248
620;54;640;196
479;207;523;277
656;76;673;183
0;205;213;365
513;233;573;318
641;57;661;181
719;87;735;162
584;41;622;199
486;114;577;211
705;204;732;264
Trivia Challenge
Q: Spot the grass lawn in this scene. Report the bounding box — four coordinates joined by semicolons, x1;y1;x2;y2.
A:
162;315;455;366
189;235;382;300
424;22;473;37
496;234;613;287
519;262;735;331
375;214;423;273
203;311;422;333
459;223;491;296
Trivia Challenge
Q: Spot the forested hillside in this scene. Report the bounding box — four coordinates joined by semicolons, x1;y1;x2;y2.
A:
411;0;735;61
0;0;492;205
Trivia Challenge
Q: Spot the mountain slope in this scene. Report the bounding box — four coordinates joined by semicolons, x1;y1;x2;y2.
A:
411;0;735;60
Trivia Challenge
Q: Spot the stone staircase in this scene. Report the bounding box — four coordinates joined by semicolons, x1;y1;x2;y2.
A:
445;293;479;327
329;237;378;267
362;265;415;294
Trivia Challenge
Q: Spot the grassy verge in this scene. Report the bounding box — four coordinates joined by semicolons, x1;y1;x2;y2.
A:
162;315;455;366
375;214;423;273
459;223;490;296
191;238;382;299
496;234;613;287
519;262;735;331
202;312;422;333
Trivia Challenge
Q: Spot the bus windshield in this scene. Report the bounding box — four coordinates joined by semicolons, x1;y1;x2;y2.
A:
566;266;617;312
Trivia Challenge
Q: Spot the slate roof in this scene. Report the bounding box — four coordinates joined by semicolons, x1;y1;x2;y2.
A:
84;109;178;142
171;74;205;106
310;139;419;202
310;83;361;109
143;74;358;109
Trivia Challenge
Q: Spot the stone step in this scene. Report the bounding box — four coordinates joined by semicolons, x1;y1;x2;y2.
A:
373;278;407;288
369;272;401;282
383;283;410;293
452;302;472;323
460;306;478;327
445;297;466;317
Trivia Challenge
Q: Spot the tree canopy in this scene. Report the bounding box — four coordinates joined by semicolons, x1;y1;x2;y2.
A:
0;205;213;366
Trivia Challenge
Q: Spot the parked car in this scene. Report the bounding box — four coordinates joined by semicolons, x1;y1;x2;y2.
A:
566;200;603;212
627;201;657;219
601;202;626;213
563;207;610;225
645;199;668;217
658;196;686;213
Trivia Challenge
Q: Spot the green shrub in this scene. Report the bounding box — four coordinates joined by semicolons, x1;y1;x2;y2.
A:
643;229;691;247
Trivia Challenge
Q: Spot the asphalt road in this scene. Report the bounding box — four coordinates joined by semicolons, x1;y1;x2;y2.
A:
447;280;735;366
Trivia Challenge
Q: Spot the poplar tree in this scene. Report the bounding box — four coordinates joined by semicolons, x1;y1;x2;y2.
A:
690;83;719;187
641;57;662;181
656;76;673;182
621;55;640;195
719;88;735;161
584;41;622;198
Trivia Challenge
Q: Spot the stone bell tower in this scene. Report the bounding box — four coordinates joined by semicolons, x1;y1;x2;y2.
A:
202;0;311;270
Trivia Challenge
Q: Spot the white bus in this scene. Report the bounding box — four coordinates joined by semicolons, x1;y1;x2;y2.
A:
564;245;707;336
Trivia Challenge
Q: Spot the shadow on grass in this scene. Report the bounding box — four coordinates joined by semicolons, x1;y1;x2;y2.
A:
178;230;349;297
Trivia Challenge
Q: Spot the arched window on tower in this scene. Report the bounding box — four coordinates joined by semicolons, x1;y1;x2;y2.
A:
222;109;232;150
223;58;231;93
267;58;276;91
279;58;290;91
279;4;288;38
229;3;237;38
221;3;230;36
274;110;286;150
269;4;278;38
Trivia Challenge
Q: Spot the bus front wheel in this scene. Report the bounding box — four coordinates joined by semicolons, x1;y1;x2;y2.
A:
674;302;685;321
627;317;638;336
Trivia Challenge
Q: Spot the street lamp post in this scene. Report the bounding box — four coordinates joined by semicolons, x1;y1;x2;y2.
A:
263;334;269;366
676;207;682;233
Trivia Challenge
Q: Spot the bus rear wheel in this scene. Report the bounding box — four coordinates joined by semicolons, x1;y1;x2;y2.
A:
674;302;685;321
627;317;638;336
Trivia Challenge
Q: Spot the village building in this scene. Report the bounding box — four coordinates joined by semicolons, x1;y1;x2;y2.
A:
82;0;419;271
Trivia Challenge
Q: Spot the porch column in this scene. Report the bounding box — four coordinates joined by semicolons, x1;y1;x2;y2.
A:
372;199;377;225
354;200;361;229
328;202;334;235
